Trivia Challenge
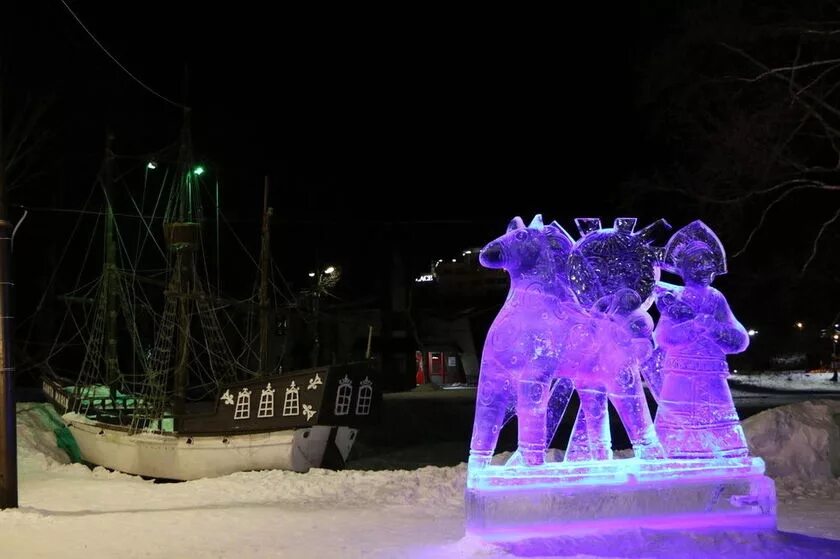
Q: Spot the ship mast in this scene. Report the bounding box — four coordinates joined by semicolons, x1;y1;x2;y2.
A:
258;177;273;375
102;132;120;400
165;108;201;425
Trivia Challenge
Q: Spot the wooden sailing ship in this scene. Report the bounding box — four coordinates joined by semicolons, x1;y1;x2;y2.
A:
42;115;380;480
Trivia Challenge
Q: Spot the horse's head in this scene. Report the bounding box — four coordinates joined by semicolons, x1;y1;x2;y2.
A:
480;215;574;289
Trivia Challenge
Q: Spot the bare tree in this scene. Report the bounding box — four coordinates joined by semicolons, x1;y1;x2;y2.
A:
628;2;840;276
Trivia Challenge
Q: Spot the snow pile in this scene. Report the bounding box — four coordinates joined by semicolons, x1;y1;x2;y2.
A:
743;399;840;479
5;402;840;557
730;371;840;393
15;403;82;474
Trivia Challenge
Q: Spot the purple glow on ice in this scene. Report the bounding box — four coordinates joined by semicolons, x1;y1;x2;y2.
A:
469;216;667;469
472;512;776;542
466;217;771;542
653;220;750;459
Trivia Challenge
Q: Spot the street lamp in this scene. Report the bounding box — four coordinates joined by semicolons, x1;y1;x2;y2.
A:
324;266;336;275
308;272;316;278
747;329;758;337
795;322;804;330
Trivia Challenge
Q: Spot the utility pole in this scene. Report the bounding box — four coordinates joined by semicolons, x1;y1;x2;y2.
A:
0;58;18;509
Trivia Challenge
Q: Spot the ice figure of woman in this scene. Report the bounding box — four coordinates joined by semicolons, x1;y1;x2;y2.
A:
468;215;583;469
652;220;750;459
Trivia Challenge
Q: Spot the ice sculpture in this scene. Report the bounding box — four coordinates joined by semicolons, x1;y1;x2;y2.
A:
466;216;776;541
469;215;581;468
652;220;750;458
469;217;666;469
563;218;667;462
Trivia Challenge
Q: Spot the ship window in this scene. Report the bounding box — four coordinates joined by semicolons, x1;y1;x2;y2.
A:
283;381;300;416
355;380;373;416
234;388;251;420
335;377;353;415
258;383;275;418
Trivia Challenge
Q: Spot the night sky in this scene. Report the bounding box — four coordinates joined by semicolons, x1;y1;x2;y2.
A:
2;1;839;365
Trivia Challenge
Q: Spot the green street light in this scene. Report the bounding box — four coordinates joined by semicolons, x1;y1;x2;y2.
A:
193;166;205;176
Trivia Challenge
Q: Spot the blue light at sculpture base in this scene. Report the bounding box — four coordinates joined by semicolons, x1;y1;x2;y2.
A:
465;217;776;542
466;456;775;539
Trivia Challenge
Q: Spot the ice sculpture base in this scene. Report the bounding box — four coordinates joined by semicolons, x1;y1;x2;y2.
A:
466;457;776;541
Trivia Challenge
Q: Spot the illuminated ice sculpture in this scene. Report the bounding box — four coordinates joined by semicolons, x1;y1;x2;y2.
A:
652;220;750;458
466;216;776;540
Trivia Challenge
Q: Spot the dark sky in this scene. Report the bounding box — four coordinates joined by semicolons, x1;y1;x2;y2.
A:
2;1;645;282
3;1;838;361
4;1;643;207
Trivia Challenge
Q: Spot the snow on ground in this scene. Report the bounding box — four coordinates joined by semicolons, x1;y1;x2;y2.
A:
731;370;840;393
743;399;840;544
743;399;840;478
1;401;840;558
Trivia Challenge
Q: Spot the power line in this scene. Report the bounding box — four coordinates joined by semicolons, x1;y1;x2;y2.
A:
59;0;186;109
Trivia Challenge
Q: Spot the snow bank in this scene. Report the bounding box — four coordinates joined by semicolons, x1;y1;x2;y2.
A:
16;403;78;473
730;371;840;392
6;402;840;557
743;399;840;479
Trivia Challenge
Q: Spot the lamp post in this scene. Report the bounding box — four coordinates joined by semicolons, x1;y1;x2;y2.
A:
794;321;805;367
309;266;337;367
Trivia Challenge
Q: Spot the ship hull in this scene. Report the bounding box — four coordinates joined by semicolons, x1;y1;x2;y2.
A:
43;360;378;480
64;414;356;480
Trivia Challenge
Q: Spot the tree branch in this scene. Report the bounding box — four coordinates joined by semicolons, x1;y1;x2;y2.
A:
732;183;824;257
800;205;840;275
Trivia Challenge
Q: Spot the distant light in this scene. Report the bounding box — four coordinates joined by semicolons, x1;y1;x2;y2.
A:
835;324;839;329
193;166;205;176
463;250;472;255
451;259;456;263
834;334;839;341
324;266;336;275
308;272;316;278
795;322;804;330
733;369;738;374
415;274;434;283
747;329;758;337
147;161;157;170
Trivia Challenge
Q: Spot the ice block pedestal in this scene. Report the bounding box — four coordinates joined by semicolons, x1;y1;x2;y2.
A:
465;456;776;541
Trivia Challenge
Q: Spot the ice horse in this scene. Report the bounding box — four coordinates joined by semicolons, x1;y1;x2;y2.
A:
469;216;668;468
562;217;668;462
468;215;583;469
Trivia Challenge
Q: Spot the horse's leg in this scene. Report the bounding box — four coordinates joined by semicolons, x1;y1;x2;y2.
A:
565;403;589;461
609;365;663;460
544;377;574;450
567;386;611;461
515;369;552;466
469;358;515;469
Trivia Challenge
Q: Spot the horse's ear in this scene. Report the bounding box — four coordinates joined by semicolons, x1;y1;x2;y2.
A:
546;221;574;243
528;214;545;230
507;216;526;232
